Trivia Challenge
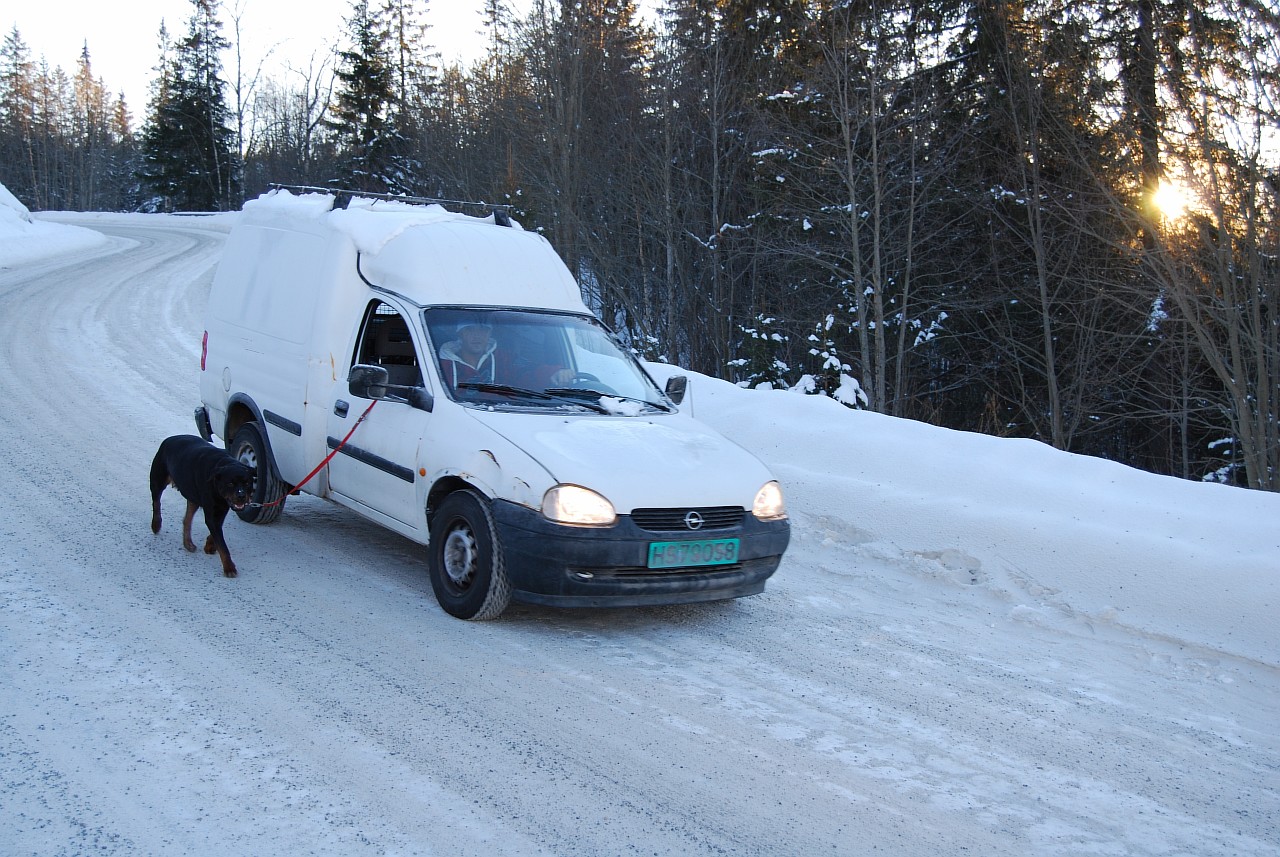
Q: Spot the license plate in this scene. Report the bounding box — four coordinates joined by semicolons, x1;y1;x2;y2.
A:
647;538;740;569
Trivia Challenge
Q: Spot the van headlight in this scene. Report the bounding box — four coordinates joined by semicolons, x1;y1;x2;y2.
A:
542;485;617;526
752;481;788;521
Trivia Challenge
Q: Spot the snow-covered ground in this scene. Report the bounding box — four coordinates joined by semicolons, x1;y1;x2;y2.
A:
1;192;1277;856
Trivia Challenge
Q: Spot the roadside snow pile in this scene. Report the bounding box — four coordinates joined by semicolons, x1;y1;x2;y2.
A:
1;182;33;222
0;181;109;267
647;361;1280;669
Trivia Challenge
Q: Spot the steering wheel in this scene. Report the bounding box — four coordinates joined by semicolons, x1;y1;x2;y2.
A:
561;372;619;396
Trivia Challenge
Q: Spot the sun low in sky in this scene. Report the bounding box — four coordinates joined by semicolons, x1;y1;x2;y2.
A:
1152;177;1195;221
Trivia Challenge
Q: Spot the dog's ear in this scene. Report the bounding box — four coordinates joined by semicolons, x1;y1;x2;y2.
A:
213;460;250;486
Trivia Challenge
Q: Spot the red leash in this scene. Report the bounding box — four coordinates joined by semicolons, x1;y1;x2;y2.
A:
259;399;378;508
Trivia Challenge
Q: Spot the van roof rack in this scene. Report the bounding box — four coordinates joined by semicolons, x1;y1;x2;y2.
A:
266;183;514;226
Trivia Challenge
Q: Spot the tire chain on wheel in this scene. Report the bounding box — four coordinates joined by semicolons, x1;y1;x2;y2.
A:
231;422;285;525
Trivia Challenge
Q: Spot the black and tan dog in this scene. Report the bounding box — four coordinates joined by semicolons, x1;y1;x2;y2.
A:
150;435;255;578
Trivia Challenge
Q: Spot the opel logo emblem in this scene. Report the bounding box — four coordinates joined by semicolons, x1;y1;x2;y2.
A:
684;511;704;530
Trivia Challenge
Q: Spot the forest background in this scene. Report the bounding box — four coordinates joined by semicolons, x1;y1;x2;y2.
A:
2;0;1277;491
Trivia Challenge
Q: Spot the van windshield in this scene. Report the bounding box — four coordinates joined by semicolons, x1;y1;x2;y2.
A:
424;308;673;413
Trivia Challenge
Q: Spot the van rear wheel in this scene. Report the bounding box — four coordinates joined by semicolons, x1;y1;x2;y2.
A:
230;422;285;524
428;490;512;620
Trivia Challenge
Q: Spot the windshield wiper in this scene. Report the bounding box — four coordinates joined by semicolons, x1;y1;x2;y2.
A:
458;382;611;413
458;382;553;399
544;388;674;413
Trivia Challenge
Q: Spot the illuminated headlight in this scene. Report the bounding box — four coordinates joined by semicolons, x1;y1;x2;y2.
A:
752;481;788;520
541;485;617;526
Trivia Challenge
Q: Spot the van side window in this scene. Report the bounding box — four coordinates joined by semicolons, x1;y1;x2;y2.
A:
355;302;424;388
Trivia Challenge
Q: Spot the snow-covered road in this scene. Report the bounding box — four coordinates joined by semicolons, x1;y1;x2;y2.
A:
1;215;1276;856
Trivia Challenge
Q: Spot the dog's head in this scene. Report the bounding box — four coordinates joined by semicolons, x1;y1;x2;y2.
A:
213;460;256;511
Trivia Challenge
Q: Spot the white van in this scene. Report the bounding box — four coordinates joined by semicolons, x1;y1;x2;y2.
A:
196;188;790;619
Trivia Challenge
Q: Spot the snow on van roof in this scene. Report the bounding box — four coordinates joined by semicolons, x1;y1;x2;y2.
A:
240;188;586;313
243;188;520;256
242;187;335;219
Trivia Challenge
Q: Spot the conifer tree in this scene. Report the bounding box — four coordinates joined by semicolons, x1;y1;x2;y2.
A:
0;27;38;204
138;0;239;211
72;44;110;209
328;0;405;192
380;0;436;188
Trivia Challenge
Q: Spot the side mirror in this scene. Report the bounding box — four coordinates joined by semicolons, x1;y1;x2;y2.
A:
348;364;434;412
348;364;389;400
403;386;434;413
664;374;688;405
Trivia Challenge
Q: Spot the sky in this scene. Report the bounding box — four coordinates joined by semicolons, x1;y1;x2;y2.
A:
5;0;518;113
1;184;1277;853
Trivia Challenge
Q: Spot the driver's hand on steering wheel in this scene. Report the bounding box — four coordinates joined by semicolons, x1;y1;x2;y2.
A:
549;368;576;385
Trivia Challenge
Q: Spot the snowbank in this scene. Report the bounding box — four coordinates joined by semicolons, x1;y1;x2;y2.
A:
651;363;1280;668
0;182;110;266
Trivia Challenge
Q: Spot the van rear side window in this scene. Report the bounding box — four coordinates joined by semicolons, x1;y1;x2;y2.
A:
207;227;324;344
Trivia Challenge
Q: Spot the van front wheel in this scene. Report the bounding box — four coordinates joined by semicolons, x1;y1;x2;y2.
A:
428;490;512;620
230;422;285;524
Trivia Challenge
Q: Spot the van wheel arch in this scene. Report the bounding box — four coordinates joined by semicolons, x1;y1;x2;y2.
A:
426;476;478;527
222;397;284;482
223;403;254;448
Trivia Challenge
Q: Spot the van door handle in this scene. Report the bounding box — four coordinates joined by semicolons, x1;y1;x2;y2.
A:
334;400;350;418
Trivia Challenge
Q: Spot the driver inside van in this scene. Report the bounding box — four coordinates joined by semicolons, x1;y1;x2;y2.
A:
438;318;574;390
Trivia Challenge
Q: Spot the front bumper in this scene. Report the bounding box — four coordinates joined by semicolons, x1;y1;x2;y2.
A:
491;500;790;608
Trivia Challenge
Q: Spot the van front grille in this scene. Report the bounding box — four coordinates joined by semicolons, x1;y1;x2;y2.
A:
630;506;744;532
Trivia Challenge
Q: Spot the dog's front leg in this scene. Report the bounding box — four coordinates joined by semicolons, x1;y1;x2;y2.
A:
203;508;238;578
182;501;199;552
